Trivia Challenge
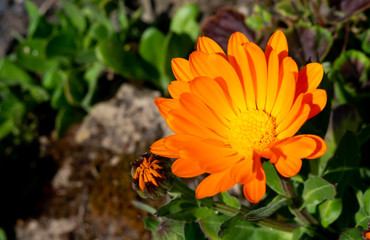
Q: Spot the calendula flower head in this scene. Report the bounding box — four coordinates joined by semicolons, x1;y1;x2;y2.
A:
131;152;172;198
151;30;328;203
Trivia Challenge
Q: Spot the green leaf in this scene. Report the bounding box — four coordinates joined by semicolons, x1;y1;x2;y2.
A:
118;1;129;34
184;222;208;240
157;199;213;221
338;227;363;240
200;213;230;240
219;192;241;210
360;29;370;54
324;131;361;196
275;0;299;20
302;176;336;207
0;228;6;240
82;63;104;109
245;196;291;220
0;119;15;140
292;227;315;240
25;0;53;38
16;39;56;73
0;58;33;87
42;68;63;90
358;125;370;146
63;70;87;106
132;200;156;215
355;188;370;228
245;5;272;31
55;107;84;137
153;220;184;240
46;33;78;58
139;27;166;72
143;217;159;232
51;80;68;109
318;198;342;228
263;161;284;195
219;213;292;240
61;0;86;32
96;39;158;81
170;3;200;41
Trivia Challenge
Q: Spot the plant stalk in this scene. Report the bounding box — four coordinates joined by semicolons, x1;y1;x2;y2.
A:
278;174;319;226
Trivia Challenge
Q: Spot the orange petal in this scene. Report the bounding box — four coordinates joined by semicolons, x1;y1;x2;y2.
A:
172;158;205;178
163;134;198;156
190;76;236;122
150;138;179;158
166;109;226;141
275;93;304;134
154;97;180;118
265;30;288;63
227;32;249;55
196;170;236;198
244;42;268;111
197;36;226;56
303;89;327;119
168;80;191;99
272;134;327;159
180;140;239;173
272;71;296;121
265;49;279;114
274;155;302;178
179;92;229;136
296;63;323;97
228;41;256;110
277;104;310;139
172;58;193;82
230;158;254;184
189;51;246;112
242;159;266;203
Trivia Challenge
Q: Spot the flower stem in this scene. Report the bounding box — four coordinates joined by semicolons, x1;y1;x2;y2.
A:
213;202;298;232
278;174;319;226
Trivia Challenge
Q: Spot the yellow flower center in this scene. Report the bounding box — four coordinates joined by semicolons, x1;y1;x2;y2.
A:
227;109;277;157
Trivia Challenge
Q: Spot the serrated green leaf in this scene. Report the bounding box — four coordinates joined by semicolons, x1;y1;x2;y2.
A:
157;199;213;221
302;176;336;207
200;213;229;240
184;222;208;240
245;196;291;220
338;227;362;240
170;3;199;41
219;213;292;240
263;161;284;195
318;198;342;228
219;192;241;210
324;131;361;196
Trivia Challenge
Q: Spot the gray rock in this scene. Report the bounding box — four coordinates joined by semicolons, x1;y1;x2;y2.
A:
75;83;172;155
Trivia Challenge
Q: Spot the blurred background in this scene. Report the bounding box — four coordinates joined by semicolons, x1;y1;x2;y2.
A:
0;0;369;239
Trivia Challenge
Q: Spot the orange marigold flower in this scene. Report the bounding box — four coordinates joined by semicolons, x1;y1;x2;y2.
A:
150;30;328;203
132;152;171;198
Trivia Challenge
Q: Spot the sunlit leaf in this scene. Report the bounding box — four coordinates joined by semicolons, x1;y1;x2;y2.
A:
170;3;200;41
139;27;166;72
318;198;342;228
200;213;230;240
219;192;241;210
263;161;284;195
302;176;336;207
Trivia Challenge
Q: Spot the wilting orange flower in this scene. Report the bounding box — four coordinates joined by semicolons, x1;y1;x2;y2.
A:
150;30;327;203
